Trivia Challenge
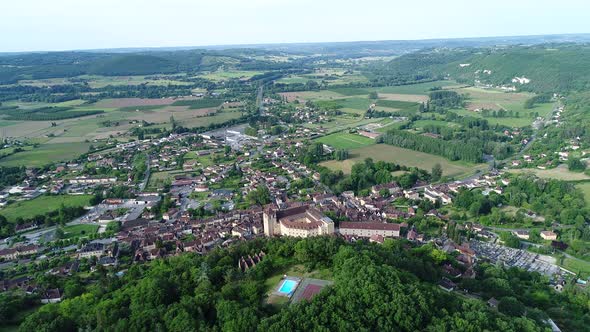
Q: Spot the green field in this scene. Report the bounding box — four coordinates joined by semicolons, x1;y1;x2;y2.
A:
375;99;420;110
328;87;371;96
446;87;555;127
508;167;590;181
561;257;590;279
321;144;486;178
411;119;460;130
375;81;464;95
315;132;376;149
171;98;223;109
304;114;388;134
0;142;92;167
0;195;93;222
199;70;264;81
62;224;99;239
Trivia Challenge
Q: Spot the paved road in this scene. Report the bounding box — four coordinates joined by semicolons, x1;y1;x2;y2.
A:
139;155;151;191
256;85;264;115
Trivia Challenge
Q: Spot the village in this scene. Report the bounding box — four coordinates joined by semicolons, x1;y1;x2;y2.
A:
0;120;585;306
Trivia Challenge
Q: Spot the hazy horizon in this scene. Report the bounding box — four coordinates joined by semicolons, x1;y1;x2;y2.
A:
2;0;589;53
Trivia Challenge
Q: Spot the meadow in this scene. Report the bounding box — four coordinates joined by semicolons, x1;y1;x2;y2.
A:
315;132;376;149
508;167;590;181
61;224;99;239
198;70;264;81
447;87;554;127
0;142;92;167
0;195;93;222
303;114;388;134
375;81;464;94
321;144;486;178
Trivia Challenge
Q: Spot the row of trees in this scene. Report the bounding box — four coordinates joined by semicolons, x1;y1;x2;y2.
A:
379;130;484;163
318;158;430;194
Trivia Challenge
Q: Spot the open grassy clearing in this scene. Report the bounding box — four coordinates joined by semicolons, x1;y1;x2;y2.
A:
375;81;464;95
321;144;486;178
561;258;590;278
0;142;92;167
315;132;376;149
303;114;386;134
62;224;99;239
277;71;368;87
328;87;371;96
378;93;429;102
411;119;460;129
279;90;345;102
508;166;590;181
375;121;408;133
445;87;555;127
94;97;191;108
0;195;93;222
198;70;264;81
183;152;220;167
449;108;536;127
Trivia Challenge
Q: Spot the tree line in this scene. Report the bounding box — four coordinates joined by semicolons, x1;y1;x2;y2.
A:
379;129;484;163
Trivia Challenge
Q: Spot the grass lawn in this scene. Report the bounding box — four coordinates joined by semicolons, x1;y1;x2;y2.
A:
0;142;92;167
561;257;590;278
62;224;99;239
0;195;93;222
315;132;376;150
321;144;487;178
180;110;243;128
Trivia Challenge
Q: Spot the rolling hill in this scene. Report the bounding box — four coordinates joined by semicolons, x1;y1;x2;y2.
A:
380;44;590;93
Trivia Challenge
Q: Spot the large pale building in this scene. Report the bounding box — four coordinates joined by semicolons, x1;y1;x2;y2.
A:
263;204;334;238
338;222;401;238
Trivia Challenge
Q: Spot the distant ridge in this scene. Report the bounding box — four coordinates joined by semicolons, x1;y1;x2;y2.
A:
1;33;590;55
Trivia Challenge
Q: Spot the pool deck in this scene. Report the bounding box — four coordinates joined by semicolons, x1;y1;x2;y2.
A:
272;276;301;298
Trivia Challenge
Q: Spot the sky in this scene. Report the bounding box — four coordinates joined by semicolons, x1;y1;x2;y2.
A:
1;0;589;52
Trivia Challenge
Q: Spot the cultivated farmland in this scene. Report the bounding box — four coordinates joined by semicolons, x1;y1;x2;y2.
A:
315;132;376;150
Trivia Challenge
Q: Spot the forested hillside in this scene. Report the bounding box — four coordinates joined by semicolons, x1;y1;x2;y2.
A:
14;237;575;331
377;45;590;93
0;50;291;84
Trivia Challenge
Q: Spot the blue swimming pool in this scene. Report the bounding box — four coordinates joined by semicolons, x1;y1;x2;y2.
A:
278;279;297;294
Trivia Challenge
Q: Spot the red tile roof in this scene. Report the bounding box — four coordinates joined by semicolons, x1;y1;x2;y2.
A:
339;222;400;231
